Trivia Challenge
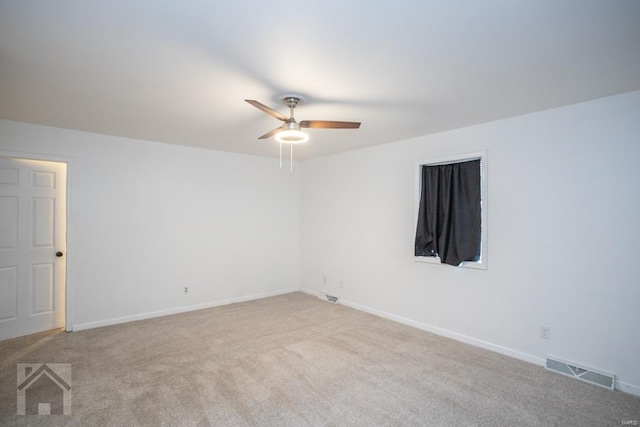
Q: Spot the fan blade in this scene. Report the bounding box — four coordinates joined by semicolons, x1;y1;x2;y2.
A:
258;127;282;140
299;120;361;129
245;100;288;121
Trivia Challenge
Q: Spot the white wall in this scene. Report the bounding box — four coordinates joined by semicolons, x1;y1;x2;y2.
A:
2;91;639;394
300;90;640;394
0;120;300;328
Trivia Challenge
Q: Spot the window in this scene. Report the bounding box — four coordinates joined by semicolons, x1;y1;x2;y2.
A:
414;151;487;269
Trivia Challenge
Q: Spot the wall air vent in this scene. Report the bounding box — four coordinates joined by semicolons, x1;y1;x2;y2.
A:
546;356;614;390
318;291;339;304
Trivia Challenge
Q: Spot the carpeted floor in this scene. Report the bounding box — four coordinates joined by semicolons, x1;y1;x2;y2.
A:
0;292;638;426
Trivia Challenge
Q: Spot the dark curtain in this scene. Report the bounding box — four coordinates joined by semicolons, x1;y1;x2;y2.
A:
414;159;481;266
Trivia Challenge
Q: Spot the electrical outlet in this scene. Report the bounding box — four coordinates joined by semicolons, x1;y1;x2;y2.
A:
322;276;327;284
183;286;189;295
340;280;344;288
540;326;550;340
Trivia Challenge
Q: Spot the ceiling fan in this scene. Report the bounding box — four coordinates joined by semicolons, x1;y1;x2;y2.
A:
245;96;361;144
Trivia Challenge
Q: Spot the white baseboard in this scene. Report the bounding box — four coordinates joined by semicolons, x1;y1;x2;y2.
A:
306;289;640;397
337;296;545;366
72;288;299;332
73;286;640;398
616;380;640;397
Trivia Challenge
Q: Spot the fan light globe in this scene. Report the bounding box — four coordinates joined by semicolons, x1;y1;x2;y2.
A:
275;129;309;144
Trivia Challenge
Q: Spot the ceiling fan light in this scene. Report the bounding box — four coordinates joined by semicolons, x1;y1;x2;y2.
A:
275;129;309;144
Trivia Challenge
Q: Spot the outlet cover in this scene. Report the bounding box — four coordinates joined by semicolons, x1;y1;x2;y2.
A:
540;326;550;339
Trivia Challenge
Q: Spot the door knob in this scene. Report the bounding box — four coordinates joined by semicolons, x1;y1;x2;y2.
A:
56;251;64;257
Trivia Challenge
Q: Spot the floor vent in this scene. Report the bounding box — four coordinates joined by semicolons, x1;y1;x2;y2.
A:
318;292;339;304
545;356;614;390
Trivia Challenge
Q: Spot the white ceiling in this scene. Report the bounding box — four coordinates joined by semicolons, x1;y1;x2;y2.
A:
1;1;639;160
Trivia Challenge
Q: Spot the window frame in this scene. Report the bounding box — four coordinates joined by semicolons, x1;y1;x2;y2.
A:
414;151;488;269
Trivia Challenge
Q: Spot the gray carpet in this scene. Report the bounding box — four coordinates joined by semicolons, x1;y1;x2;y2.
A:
0;292;638;426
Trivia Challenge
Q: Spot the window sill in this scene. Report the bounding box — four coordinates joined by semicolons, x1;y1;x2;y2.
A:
414;256;487;270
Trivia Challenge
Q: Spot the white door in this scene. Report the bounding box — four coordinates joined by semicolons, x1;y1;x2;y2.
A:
0;157;67;341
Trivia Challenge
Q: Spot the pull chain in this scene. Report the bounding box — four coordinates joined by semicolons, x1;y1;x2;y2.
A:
290;100;294;173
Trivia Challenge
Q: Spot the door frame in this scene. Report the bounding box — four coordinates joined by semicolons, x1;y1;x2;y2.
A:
0;149;74;332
